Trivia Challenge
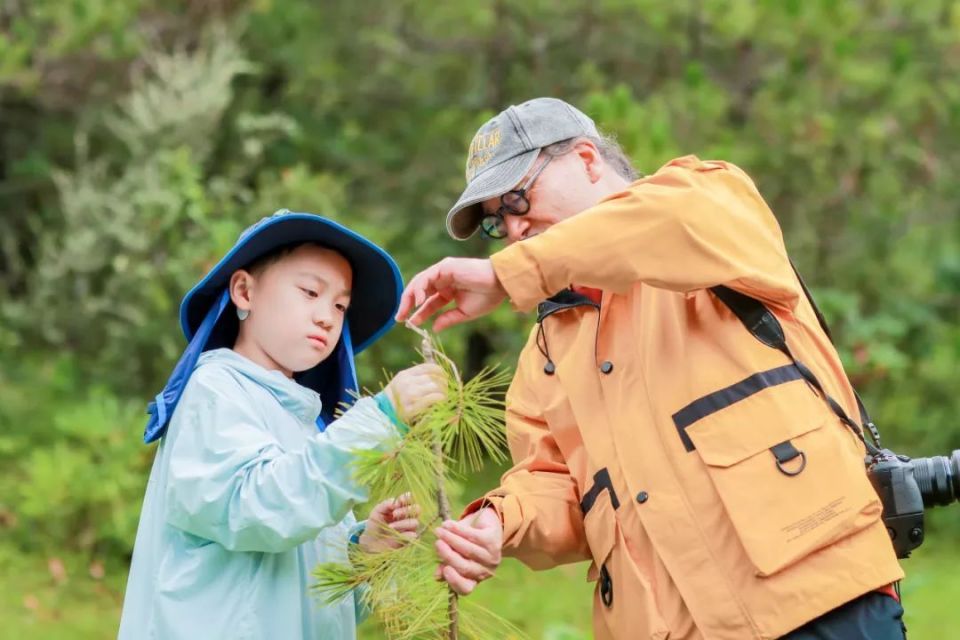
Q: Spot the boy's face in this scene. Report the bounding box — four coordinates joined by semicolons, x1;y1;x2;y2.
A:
231;244;352;377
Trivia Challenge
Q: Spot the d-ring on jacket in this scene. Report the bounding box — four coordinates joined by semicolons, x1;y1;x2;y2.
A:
465;156;903;640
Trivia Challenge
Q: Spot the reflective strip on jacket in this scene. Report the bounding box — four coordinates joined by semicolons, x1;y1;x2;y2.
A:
471;156;903;640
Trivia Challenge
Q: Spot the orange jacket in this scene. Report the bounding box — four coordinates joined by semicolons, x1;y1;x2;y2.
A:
468;156;903;639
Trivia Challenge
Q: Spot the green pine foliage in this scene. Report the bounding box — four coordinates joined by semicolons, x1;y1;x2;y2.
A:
313;328;521;640
317;537;523;640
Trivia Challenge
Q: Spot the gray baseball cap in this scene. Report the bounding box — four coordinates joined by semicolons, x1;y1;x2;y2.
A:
446;97;599;240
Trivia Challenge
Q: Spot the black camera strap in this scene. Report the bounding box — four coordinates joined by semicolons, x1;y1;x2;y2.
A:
710;261;883;456
789;264;884;448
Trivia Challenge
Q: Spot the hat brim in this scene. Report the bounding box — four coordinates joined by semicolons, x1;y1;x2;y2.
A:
445;149;539;240
180;213;402;354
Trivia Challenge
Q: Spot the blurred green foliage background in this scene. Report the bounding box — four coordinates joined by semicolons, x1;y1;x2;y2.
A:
0;0;957;637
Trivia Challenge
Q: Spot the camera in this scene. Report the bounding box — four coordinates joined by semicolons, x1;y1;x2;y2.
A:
866;449;960;558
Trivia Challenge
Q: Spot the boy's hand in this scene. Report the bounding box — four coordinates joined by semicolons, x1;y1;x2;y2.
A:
358;493;421;553
383;363;446;423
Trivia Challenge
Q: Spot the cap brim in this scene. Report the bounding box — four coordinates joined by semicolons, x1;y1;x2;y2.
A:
446;149;539;240
180;214;402;354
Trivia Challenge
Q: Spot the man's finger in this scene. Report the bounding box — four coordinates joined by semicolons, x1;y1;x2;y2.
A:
413;266;446;305
441;565;478;596
433;537;474;569
409;290;454;327
435;537;493;581
435;526;494;567
397;267;438;320
442;518;497;543
433;307;471;333
396;280;422;322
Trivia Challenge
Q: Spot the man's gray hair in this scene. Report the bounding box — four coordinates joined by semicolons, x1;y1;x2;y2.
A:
541;133;641;181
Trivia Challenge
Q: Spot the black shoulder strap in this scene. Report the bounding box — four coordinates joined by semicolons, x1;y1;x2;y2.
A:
710;263;882;452
709;285;786;351
789;260;833;342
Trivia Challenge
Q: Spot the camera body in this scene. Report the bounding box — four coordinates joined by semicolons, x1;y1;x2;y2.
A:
866;449;960;558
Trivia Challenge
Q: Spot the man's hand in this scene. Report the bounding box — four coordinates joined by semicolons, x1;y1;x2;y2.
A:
395;258;507;332
433;507;503;595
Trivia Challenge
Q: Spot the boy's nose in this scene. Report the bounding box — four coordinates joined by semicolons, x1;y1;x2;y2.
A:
312;306;334;328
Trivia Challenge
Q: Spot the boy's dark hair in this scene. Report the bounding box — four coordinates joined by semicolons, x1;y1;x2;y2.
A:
243;241;329;276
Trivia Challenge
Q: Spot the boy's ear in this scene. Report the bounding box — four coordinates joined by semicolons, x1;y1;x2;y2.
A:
229;270;255;311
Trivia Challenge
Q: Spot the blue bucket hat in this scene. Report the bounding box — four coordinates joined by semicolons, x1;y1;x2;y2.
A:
143;209;403;443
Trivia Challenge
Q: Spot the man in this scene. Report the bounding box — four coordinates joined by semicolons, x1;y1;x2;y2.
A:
396;97;906;639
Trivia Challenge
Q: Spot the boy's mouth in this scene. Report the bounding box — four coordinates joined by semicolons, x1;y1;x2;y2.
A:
307;334;328;348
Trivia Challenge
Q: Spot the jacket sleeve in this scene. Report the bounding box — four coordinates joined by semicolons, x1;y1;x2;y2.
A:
490;156;801;312
343;518;373;624
463;350;590;570
165;370;399;553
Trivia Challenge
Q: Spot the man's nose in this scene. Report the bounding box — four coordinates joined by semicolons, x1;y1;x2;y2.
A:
504;214;531;243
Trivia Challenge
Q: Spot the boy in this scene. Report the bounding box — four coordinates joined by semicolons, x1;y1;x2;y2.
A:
119;210;445;639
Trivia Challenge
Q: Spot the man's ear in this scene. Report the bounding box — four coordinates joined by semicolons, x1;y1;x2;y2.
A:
572;139;604;183
229;270;255;312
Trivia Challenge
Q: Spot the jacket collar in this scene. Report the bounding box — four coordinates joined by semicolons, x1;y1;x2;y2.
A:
198;348;324;425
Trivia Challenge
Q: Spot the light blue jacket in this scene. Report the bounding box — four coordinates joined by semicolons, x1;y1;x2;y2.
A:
118;349;400;639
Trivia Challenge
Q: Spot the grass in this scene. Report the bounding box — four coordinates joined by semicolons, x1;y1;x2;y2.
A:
2;463;957;639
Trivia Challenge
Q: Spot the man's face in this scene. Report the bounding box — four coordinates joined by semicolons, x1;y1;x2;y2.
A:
480;141;610;245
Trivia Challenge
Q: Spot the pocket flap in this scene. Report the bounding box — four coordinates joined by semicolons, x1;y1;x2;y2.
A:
582;490;617;581
685;377;825;467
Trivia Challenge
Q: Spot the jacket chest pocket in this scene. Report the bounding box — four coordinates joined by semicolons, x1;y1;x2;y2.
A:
581;488;669;640
680;374;882;576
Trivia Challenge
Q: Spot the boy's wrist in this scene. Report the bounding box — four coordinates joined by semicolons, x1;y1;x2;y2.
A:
374;391;408;434
349;521;366;546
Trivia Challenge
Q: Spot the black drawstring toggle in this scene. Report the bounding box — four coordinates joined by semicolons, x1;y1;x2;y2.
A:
535;289;603;378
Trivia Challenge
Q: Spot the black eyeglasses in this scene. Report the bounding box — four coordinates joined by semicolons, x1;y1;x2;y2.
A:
479;156;553;240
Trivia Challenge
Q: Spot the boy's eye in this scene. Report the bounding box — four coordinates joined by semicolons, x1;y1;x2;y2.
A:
335;303;348;313
299;287;318;298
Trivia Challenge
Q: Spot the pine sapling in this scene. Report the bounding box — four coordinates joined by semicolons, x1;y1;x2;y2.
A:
312;324;522;639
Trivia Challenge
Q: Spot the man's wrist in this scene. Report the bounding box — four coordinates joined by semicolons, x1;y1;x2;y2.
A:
489;247;544;312
485;259;507;297
462;497;504;523
478;505;504;526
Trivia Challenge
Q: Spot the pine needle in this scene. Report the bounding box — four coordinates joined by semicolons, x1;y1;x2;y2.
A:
413;339;512;472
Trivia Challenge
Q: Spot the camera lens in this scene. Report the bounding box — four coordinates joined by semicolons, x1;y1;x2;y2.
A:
909;450;960;507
